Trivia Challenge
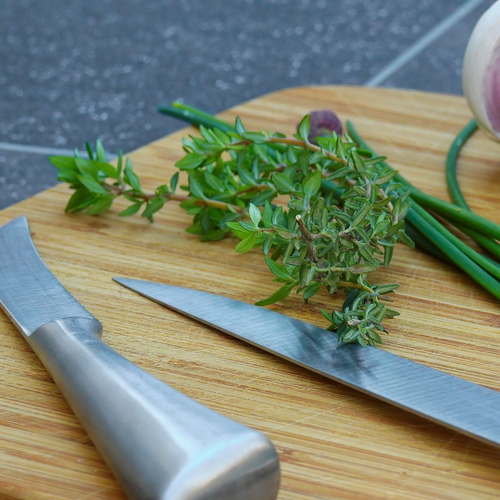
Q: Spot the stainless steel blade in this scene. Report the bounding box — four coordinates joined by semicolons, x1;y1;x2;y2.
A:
0;217;97;337
0;217;280;500
114;277;500;450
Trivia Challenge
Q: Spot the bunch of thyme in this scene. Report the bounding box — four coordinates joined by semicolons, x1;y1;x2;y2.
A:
160;102;500;301
50;114;414;347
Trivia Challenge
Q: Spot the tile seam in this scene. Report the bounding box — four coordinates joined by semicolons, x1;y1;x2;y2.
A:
0;142;116;159
0;142;81;157
365;0;487;87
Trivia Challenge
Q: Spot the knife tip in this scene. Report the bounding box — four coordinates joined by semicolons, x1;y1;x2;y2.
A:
112;277;134;287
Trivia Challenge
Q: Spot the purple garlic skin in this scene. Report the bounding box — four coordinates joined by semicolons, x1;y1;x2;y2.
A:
301;110;343;144
485;49;500;135
463;0;500;142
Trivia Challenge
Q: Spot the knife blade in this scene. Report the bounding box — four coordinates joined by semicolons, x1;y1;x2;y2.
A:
113;277;500;450
0;217;280;500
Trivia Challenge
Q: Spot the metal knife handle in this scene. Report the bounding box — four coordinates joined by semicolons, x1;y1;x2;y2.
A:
27;316;280;500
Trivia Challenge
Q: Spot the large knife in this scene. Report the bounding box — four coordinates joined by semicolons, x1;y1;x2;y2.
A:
0;217;280;500
114;277;500;450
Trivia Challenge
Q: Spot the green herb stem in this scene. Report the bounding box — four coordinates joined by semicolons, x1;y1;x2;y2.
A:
346;120;500;241
158;102;236;133
444;119;500;258
445;119;477;209
407;207;500;300
410;203;500;281
451;221;500;262
105;181;245;213
403;221;450;263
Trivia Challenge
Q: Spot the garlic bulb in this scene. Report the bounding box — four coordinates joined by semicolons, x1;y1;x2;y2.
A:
463;0;500;142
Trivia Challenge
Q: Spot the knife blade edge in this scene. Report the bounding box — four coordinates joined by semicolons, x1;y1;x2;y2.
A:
114;277;500;450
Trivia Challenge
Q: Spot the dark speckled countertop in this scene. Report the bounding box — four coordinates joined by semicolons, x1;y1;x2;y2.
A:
0;0;496;208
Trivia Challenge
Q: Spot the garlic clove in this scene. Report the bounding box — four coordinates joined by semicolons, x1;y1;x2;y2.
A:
462;0;500;142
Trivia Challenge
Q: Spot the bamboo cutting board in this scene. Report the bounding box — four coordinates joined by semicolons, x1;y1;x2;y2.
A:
1;86;500;500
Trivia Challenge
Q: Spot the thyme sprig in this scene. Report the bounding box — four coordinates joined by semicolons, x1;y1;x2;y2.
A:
50;114;414;347
159;103;500;313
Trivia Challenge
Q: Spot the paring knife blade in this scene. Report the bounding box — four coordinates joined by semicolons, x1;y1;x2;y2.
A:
0;217;280;500
114;277;500;450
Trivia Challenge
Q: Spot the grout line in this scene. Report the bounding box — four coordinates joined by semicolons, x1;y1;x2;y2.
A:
0;142;80;157
365;0;487;87
0;142;117;159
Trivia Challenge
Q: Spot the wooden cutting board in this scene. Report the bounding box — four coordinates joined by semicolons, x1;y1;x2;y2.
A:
1;86;500;500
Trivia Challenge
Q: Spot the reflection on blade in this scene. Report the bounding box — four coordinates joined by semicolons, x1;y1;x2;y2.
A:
114;277;500;450
0;217;97;337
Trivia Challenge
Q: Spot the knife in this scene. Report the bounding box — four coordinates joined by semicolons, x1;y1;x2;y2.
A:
0;217;280;500
114;277;500;450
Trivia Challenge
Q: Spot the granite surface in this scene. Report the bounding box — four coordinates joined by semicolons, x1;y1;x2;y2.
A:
0;0;497;208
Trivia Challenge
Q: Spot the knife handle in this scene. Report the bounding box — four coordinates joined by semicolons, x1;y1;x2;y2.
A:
27;317;280;500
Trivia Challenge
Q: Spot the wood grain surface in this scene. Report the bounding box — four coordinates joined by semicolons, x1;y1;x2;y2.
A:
0;86;500;499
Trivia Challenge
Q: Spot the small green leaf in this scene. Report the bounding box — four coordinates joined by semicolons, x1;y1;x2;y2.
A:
264;256;293;281
357;242;380;265
375;283;400;294
170;172;179;193
374;170;398;185
263;232;274;255
274;227;295;240
235;233;256;253
65;187;93;213
75;158;99;179
242;131;266;143
49;156;77;170
303;282;322;300
119;202;143;217
56;168;79;184
297;115;310;142
95;140;108;162
397;228;415;248
308;151;325;165
85;142;94;160
327;167;352;180
175;152;205;170
373;219;390;235
235;116;245;136
249;189;276;206
272;172;294;193
226;222;252;240
142;197;166;219
97;162;119;179
255;283;295;306
239;221;256;232
203;170;225;192
76;175;109;194
320;309;333;323
237;164;256;186
303;170;322;199
288;199;304;211
299;262;315;287
351;150;365;173
344;264;378;274
262;201;273;227
385;220;404;238
124;159;142;192
188;175;205;199
185;221;203;235
86;195;115;215
383;244;395;267
248;203;261;227
342;289;359;311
